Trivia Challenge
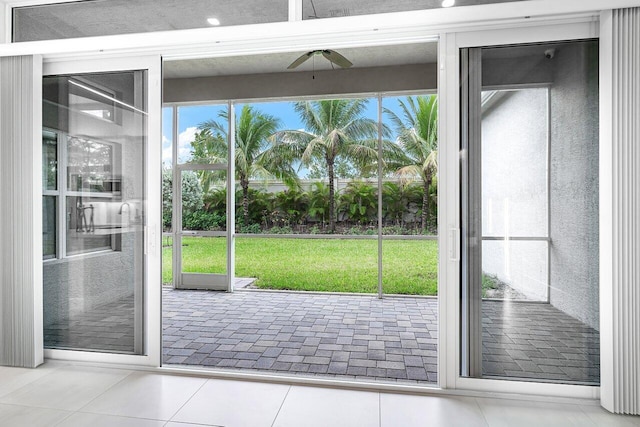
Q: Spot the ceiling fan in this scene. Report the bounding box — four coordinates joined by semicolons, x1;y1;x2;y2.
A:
287;49;353;70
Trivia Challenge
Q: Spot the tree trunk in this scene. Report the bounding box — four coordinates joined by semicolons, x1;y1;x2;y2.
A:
328;160;336;233
422;177;431;233
241;177;249;227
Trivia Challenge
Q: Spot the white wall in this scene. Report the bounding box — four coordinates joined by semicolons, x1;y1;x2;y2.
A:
481;89;549;301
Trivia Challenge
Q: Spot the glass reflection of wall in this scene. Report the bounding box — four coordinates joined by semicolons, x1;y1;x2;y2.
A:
463;40;599;385
42;71;146;354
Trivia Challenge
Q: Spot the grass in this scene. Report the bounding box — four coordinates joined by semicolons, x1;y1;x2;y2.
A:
163;237;438;295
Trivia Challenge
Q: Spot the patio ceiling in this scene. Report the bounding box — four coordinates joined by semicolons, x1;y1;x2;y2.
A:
163;42;438;79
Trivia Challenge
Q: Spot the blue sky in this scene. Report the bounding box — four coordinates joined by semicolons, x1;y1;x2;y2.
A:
162;96;411;169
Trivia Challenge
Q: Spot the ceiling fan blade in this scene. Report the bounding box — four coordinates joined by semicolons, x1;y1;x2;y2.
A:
322;50;353;68
287;52;313;69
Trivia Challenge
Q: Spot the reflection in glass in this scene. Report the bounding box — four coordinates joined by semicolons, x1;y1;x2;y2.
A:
42;71;146;354
14;0;288;42
461;40;599;385
43;131;58;190
43;196;56;260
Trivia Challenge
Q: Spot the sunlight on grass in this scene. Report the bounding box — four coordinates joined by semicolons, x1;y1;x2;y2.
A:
162;237;438;295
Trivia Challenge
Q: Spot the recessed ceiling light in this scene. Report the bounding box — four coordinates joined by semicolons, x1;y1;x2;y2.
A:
442;0;455;7
207;17;221;26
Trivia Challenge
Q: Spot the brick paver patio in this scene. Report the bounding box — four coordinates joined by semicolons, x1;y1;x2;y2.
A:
162;288;600;384
43;287;599;384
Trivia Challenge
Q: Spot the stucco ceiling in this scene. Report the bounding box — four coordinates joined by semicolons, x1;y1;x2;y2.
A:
163;42;438;79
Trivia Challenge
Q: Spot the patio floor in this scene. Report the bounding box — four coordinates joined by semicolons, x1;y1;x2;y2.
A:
162;288;600;385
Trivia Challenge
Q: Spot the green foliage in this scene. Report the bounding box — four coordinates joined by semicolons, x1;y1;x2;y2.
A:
338;181;377;224
307;182;331;224
183;211;225;231
273;185;309;226
482;273;500;298
274;99;381;232
162;168;203;231
384;95;439;231
196;105;298;226
242;188;274;226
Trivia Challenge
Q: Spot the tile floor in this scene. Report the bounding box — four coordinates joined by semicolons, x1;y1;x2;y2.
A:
0;362;638;427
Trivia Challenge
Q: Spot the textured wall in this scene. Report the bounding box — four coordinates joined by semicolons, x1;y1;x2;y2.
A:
549;41;599;330
480;89;548;300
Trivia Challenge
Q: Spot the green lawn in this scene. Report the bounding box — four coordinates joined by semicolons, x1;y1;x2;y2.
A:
163;237;438;295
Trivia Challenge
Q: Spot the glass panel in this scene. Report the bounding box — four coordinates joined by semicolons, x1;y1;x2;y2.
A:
14;0;288;42
176;104;228;164
42;196;56;260
461;40;600;385
303;0;528;20
42;71;146;354
43;130;57;190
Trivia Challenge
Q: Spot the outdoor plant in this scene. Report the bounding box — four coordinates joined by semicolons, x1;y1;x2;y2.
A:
307;182;331;226
338;181;377;225
194;105;298;227
273;99;380;233
162;168;204;231
273;185;309;227
384;95;439;232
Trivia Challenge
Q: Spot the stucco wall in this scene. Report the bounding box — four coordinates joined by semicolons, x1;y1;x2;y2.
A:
481;89;548;301
549;41;599;330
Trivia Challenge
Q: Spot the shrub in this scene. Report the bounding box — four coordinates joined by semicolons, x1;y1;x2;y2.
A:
183;211;225;231
338;181;377;225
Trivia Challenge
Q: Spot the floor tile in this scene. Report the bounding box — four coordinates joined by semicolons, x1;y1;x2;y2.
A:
0;366;131;411
273;386;379;427
380;393;488;427
0;403;70;427
80;372;206;420
172;378;290;427
0;363;63;398
580;404;640;426
54;412;165;427
166;423;222;427
476;397;597;427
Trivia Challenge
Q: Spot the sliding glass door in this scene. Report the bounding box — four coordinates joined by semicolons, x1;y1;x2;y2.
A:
460;40;600;385
42;58;161;362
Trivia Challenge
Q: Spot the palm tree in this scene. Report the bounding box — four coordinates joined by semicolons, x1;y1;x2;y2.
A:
384;95;438;232
274;99;380;233
195;105;298;226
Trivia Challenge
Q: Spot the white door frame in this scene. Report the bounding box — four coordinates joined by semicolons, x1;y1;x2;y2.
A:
42;55;163;367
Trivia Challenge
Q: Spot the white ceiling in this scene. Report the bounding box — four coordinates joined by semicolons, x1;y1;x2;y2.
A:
163;42;438;79
13;0;526;42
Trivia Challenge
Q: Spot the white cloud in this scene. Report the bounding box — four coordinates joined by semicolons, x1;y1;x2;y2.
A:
178;126;199;162
161;127;200;165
